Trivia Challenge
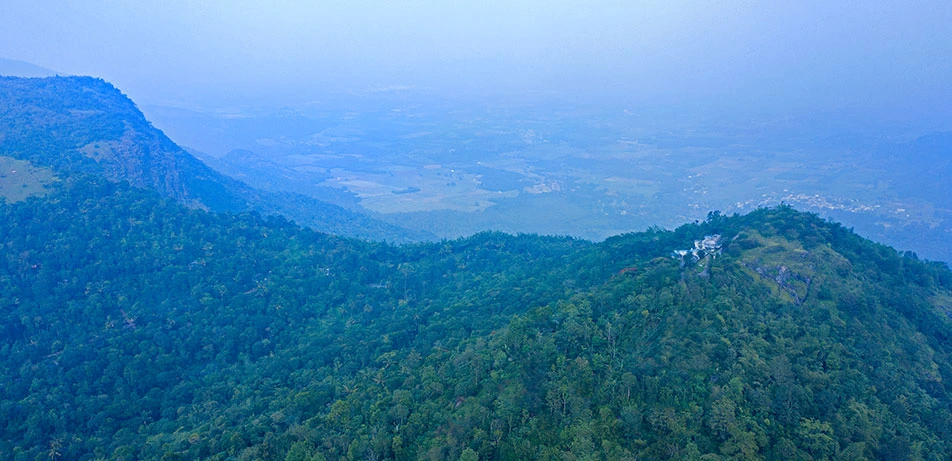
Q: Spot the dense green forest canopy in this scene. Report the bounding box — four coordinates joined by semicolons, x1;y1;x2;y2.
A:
3;176;952;460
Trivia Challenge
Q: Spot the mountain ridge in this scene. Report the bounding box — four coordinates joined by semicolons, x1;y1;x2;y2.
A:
1;176;951;458
2;75;952;459
0;75;432;242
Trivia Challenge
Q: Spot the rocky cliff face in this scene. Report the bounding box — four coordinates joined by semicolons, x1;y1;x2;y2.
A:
0;76;249;211
0;76;432;241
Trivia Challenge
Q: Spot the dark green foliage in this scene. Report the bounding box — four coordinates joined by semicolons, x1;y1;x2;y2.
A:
2;179;952;459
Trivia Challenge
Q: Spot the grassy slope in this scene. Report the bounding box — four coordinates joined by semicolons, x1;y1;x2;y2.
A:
0;156;56;202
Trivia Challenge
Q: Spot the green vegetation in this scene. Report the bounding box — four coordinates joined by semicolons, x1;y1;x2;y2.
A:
2;177;952;460
3;74;952;460
0;156;56;202
0;76;431;243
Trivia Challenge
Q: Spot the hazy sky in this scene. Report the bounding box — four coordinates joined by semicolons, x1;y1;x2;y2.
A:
2;0;951;119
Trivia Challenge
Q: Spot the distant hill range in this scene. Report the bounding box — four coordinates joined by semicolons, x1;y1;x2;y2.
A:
0;75;433;241
0;57;59;78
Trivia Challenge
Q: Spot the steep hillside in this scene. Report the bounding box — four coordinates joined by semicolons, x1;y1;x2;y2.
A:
0;76;431;242
1;174;951;459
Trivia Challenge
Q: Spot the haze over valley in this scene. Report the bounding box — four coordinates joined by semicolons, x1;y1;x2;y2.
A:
4;1;950;261
4;2;952;459
148;99;952;262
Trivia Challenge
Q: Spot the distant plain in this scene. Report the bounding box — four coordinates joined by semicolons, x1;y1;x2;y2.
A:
147;100;952;263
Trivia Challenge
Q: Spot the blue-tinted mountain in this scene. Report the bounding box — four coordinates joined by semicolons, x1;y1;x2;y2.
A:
0;57;58;78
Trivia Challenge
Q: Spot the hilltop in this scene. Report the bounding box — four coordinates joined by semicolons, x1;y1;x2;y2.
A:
3;74;952;459
0;76;431;242
1;173;951;459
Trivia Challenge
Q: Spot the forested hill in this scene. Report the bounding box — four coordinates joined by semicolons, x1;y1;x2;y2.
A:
0;76;431;242
2;175;952;459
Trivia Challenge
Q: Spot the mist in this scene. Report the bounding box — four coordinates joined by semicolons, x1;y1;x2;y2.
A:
2;0;950;128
